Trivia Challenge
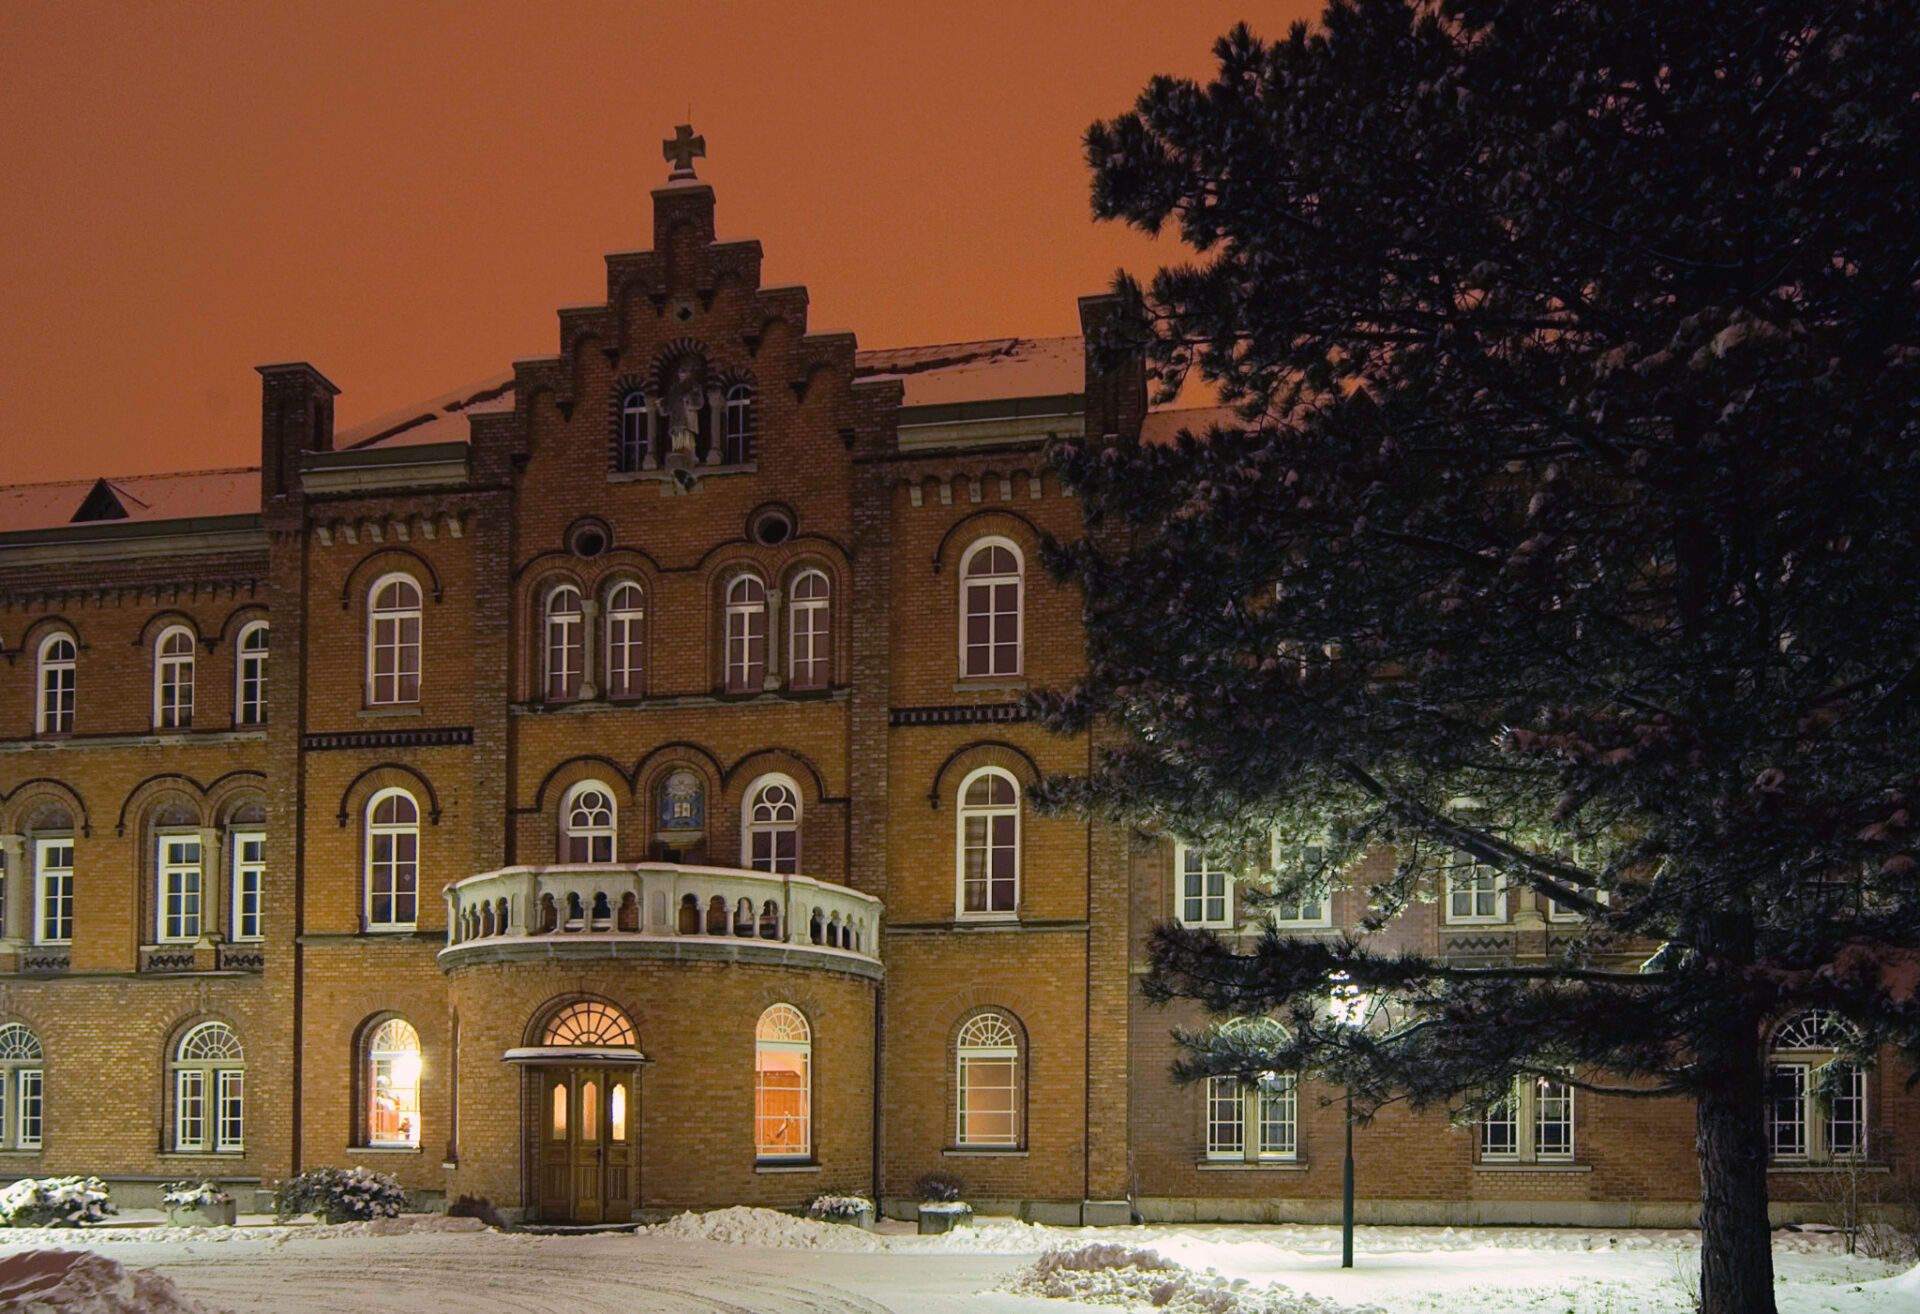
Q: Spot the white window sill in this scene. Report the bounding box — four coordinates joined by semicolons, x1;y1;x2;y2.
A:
951;679;1027;692
1197;1159;1308;1171
1442;920;1510;929
944;1147;1027;1157
1475;1161;1591;1172
0;1148;47;1156
754;1162;821;1174
359;705;423;719
1174;921;1235;932
1770;1162;1889;1174
162;1151;246;1160
954;913;1020;924
352;1145;423;1154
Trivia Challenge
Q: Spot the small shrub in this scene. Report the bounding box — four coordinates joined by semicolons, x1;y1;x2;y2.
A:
0;1175;117;1227
447;1194;505;1229
273;1166;407;1224
807;1193;873;1220
914;1170;964;1204
161;1180;233;1210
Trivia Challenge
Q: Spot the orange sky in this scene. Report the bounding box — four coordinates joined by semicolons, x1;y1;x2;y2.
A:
0;1;1318;485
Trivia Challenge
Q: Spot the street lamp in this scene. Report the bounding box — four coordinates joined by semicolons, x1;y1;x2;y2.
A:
1328;977;1375;1270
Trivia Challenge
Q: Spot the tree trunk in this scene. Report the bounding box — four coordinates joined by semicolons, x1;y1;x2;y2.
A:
1694;1027;1777;1314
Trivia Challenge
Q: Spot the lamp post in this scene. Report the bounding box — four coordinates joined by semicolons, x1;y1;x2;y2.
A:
1329;978;1373;1270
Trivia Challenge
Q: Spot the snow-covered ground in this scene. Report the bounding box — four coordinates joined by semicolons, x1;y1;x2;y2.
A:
0;1208;1914;1313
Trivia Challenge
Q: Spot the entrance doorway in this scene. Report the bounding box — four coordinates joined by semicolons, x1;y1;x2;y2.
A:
537;1066;634;1223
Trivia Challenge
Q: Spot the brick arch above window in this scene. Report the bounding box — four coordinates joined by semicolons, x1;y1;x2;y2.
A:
115;774;213;836
130;610;209;650
925;741;1041;810
932;509;1043;576
338;548;445;609
1;779;90;837
531;756;638;815
211;604;269;646
336;763;443;827
17;615;85;654
204;771;269;827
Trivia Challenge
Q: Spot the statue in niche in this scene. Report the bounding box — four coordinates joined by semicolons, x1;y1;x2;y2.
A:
665;357;705;459
657;769;705;833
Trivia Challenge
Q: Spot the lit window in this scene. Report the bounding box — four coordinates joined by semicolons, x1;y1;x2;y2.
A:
957;768;1019;916
604;582;645;699
367;575;422;704
36;634;75;735
617;389;649;473
33;837;73;946
156;834;203;943
787;570;830;691
755;1004;811;1159
366;789;419;930
367;1018;422;1148
1271;838;1333;928
955;1012;1021;1146
544;1001;637;1048
235;622;269;725
744;776;800;873
543;584;584;701
1481;1077;1575;1162
154;626;196;729
1174;844;1233;928
960;539;1022;678
724;384;754;464
1206;1074;1298;1161
725;574;767;693
0;1023;44;1151
562;782;616;863
1444;851;1506;924
1769;1011;1868;1163
172;1022;244;1153
230;828;265;942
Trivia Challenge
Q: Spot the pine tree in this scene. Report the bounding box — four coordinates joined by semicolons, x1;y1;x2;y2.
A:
1041;5;1920;1311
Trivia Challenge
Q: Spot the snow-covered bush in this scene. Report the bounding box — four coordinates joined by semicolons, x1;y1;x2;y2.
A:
0;1174;117;1226
806;1193;874;1220
161;1179;233;1210
273;1166;407;1224
914;1170;964;1203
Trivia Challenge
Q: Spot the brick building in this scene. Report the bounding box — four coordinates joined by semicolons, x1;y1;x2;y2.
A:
0;139;1911;1226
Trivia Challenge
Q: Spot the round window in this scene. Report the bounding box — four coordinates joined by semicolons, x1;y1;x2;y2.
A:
749;507;794;547
568;520;610;558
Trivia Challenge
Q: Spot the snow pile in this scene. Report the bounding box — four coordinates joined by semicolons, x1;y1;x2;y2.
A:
0;1249;219;1313
642;1205;888;1251
0;1213;488;1247
1008;1243;1377;1314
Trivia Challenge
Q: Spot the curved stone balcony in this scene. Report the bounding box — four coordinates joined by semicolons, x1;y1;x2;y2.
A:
439;863;882;979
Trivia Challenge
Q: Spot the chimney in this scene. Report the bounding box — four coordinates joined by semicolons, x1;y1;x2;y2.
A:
257;362;340;499
1077;295;1147;444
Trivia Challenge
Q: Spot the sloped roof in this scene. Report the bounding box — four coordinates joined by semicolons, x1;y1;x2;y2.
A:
338;372;516;450
854;336;1083;408
0;468;261;534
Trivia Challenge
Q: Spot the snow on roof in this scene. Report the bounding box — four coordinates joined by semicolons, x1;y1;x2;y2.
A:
854;336;1084;408
0;467;261;534
1140;405;1244;446
337;372;517;450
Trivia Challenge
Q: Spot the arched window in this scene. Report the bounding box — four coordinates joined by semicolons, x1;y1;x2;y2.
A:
617;389;649;472
1204;1018;1297;1162
156;828;204;943
955;1012;1021;1146
543;584;584;702
154;626;196;729
562;782;617;863
744;775;801;873
544;1000;637;1047
787;570;830;691
755;1004;810;1159
724;384;754;464
725;574;767;694
367;1018;422;1148
172;1022;244;1153
960;539;1023;678
366;789;420;930
1769;1010;1868;1162
956;767;1020;916
36;633;75;735
604;582;645;699
235;621;269;726
367;575;422;705
0;1022;44;1151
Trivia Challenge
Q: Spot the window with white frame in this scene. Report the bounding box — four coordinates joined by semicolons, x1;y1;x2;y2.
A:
1444;850;1506;924
543;584;584;701
1769;1010;1869;1162
955;1011;1021;1146
367;575;422;704
960;539;1022;678
235;621;268;725
1545;843;1604;922
1270;838;1333;927
1206;1074;1298;1161
36;633;75;735
744;775;801;873
1480;1075;1575;1162
156;833;203;943
724;384;755;464
957;767;1019;916
617;389;648;472
365;789;420;930
230;828;265;942
154;626;196;729
366;1017;422;1148
787;569;830;691
0;1022;44;1151
725;573;768;693
1174;844;1233;928
33;837;73;945
172;1021;244;1153
604;581;645;698
561;781;616;863
755;1004;810;1159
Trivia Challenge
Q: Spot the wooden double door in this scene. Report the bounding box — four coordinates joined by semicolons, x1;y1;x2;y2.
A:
537;1066;635;1223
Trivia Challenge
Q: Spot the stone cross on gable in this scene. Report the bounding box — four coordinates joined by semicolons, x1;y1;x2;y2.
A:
663;125;706;180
